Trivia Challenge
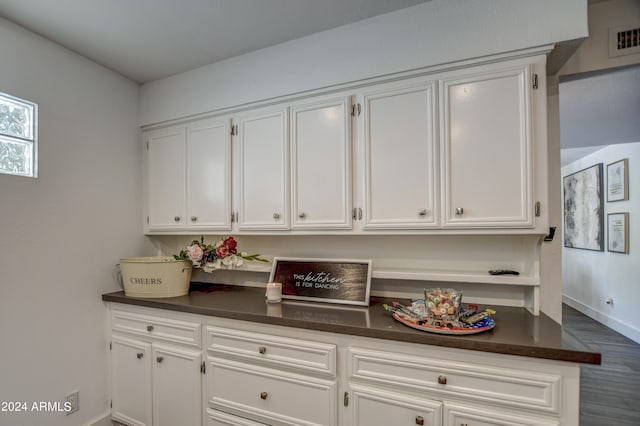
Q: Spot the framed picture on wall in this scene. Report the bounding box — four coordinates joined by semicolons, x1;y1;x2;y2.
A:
607;212;629;254
563;163;604;251
607;158;629;202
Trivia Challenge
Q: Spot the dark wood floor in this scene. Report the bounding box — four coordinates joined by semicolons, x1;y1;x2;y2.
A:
561;304;640;425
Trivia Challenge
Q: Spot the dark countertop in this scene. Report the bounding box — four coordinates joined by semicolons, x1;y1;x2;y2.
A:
102;284;601;365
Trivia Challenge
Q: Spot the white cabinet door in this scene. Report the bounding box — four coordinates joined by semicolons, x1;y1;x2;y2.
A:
146;126;186;230
235;109;289;230
111;336;152;426
187;118;232;231
349;384;442;426
441;63;533;228
360;80;439;229
291;97;352;230
152;344;202;426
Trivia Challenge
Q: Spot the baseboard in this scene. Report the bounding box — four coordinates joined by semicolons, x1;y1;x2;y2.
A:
89;412;116;426
563;294;640;344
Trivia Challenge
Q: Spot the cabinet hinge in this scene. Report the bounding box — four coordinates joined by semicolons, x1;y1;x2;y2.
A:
535;201;541;217
109;341;112;351
351;103;361;116
343;391;349;407
201;361;206;374
231;124;239;136
110;400;112;409
146;141;149;151
146;216;149;224
532;73;539;90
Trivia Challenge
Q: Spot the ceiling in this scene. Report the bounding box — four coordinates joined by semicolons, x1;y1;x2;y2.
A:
0;0;429;84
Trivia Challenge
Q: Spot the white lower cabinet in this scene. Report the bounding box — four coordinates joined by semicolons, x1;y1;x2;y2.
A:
204;324;338;426
110;309;203;426
108;304;579;426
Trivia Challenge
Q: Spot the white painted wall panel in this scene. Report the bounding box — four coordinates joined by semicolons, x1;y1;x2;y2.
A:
140;0;588;125
0;16;149;426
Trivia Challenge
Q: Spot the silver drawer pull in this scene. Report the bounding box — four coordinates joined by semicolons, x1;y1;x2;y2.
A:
455;207;464;216
260;392;268;400
147;325;154;332
259;346;267;354
298;212;306;219
174;216;181;222
418;209;428;217
273;213;280;220
136;353;144;359
191;216;197;222
438;375;447;385
156;356;164;363
415;416;424;425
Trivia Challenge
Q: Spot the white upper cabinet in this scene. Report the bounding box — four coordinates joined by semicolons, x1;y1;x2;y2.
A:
291;96;352;230
187;118;232;231
440;61;534;228
235;108;289;231
146;125;187;230
144;52;546;235
359;79;439;230
145;118;232;233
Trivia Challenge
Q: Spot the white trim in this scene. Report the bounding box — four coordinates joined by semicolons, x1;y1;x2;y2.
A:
88;411;116;426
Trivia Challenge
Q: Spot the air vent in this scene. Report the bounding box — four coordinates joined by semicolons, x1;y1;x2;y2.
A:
609;25;640;57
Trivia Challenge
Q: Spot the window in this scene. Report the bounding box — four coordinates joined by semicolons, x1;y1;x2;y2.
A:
0;92;37;178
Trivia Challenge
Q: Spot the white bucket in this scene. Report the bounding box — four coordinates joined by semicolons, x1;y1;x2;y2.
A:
120;257;192;298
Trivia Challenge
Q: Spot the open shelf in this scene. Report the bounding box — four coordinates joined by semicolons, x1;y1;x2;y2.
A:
371;267;539;286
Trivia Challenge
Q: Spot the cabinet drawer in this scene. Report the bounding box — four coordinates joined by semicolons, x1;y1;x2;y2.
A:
206;409;268;426
112;310;201;347
350;384;442;426
444;402;559;426
348;347;561;415
208;358;337;426
205;326;336;376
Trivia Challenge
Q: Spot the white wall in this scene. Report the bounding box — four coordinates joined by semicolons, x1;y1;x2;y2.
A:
562;142;640;343
0;17;152;426
140;0;588;126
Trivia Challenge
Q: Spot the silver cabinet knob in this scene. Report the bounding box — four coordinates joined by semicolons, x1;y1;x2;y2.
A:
418;209;428;217
174;216;181;222
455;207;464;216
156;356;163;363
260;392;268;400
190;216;197;222
273;213;280;220
147;325;154;332
415;416;424;425
298;212;306;219
136;353;144;359
259;346;267;354
438;375;447;385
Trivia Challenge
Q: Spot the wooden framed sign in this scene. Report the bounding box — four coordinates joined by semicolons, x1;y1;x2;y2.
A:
268;257;372;306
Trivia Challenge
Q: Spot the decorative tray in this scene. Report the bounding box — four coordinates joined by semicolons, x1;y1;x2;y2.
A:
392;312;495;335
387;301;496;335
